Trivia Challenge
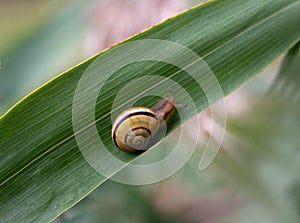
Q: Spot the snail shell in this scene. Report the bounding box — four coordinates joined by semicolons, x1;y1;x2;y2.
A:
112;107;160;153
112;91;185;153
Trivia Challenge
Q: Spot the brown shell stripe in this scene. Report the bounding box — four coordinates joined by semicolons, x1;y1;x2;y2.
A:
124;127;152;143
112;111;157;148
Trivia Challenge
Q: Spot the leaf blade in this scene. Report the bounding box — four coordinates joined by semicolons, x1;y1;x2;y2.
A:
1;0;300;222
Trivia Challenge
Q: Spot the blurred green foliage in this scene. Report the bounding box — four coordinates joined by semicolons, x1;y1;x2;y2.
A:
0;0;94;115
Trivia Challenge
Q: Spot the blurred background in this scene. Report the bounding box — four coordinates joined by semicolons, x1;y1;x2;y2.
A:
1;0;299;223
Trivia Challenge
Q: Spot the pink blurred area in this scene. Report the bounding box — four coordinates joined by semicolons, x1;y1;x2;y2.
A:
154;181;242;223
84;0;189;56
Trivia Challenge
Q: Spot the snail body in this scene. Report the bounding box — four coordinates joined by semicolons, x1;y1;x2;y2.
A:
112;91;185;153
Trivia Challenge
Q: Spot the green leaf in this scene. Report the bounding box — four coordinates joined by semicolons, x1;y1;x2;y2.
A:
1;0;300;222
269;41;300;97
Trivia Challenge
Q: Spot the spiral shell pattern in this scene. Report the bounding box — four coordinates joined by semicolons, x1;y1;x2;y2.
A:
112;107;160;153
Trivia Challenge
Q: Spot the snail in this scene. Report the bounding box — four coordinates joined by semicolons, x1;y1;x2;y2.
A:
112;90;186;153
